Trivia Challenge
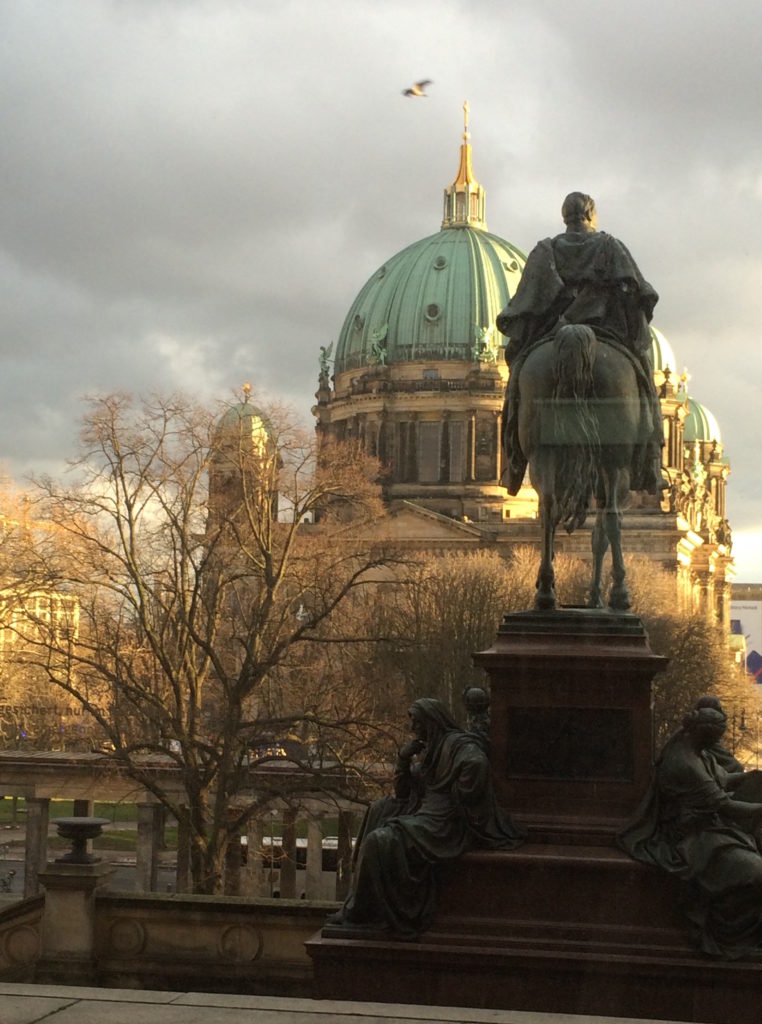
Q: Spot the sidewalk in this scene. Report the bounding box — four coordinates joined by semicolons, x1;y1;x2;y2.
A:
0;983;698;1024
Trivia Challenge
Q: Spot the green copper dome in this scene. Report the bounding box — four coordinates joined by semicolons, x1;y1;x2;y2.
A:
334;229;526;374
333;116;526;375
213;392;273;458
683;398;722;444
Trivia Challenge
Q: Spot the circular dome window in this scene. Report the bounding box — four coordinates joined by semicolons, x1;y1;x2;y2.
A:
503;259;519;272
378;266;386;279
425;303;441;322
434;256;447;270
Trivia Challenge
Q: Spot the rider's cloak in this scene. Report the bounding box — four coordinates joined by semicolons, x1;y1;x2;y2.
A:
496;229;661;495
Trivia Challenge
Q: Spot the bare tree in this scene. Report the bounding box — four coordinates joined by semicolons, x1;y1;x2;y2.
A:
18;392;402;893
371;546;756;759
623;556;762;753
373;547;589;708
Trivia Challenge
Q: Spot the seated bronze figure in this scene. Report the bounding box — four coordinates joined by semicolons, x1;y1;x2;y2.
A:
619;701;762;958
324;697;524;939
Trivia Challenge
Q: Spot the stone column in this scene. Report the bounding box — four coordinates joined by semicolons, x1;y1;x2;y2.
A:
243;817;269;896
23;797;50;898
716;579;731;626
408;415;418;482
263;811;280;897
153;805;166;851
175;812;191;894
334;809;354;901
72;799;95;858
494;409;502;482
378;410;388;465
135;803;160;893
304;814;324;900
279;807;298;899
468;410;477;481
223;811;242;896
440;411;450;484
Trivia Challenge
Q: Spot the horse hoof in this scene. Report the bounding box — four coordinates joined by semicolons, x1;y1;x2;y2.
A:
587;593;605;610
608;586;631;611
534;590;557;611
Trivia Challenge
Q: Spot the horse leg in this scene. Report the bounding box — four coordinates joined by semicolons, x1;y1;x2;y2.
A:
588;496;608;609
535;493;557;610
605;474;631;611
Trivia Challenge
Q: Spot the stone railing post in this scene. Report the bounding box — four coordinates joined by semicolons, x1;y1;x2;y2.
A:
23;797;50;898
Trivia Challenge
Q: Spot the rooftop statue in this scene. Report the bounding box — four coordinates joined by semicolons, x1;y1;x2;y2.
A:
323;697;524;939
618;700;762;959
318;342;333;383
496;193;664;610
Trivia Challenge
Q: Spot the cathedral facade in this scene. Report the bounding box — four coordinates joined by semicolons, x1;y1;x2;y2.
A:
313;116;734;622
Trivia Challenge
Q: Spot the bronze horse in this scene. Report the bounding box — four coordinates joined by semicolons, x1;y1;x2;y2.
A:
516;324;648;611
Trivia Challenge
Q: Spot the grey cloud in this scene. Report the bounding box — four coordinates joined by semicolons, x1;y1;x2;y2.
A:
1;0;761;568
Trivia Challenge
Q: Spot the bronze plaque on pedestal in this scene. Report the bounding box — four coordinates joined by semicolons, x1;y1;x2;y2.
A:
507;706;634;780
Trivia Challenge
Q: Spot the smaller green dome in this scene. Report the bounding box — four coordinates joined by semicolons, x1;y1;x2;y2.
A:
214;398;273;457
216;401;267;431
649;326;676;374
683;398;721;444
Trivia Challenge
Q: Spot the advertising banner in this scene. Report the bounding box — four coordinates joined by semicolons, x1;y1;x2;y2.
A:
730;600;762;681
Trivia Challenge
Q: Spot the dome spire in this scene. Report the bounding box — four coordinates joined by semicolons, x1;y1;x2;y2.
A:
442;100;487;231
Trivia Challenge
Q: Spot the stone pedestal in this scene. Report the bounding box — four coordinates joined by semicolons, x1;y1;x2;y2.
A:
473;608;666;842
309;860;762;1024
38;861;114;985
308;610;762;1023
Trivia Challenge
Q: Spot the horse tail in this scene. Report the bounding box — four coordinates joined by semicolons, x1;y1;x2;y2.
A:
551;324;600;532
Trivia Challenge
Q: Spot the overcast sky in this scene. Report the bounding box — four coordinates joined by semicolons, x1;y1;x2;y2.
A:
2;0;762;578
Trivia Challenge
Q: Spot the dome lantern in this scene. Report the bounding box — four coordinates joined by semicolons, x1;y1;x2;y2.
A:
331;106;525;377
441;100;487;231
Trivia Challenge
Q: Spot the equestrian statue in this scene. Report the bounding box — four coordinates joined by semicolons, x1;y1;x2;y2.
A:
496;192;664;611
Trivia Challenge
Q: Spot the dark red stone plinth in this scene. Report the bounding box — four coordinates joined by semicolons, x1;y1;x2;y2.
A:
307;611;762;1022
308;924;762;1024
309;844;762;1023
474;608;666;842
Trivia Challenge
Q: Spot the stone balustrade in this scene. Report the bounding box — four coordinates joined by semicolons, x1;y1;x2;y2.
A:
0;751;361;900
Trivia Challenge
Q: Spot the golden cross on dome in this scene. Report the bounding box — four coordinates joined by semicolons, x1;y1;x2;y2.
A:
463;99;470;142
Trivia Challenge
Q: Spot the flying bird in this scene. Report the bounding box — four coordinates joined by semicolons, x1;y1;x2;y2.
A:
402;79;432;98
